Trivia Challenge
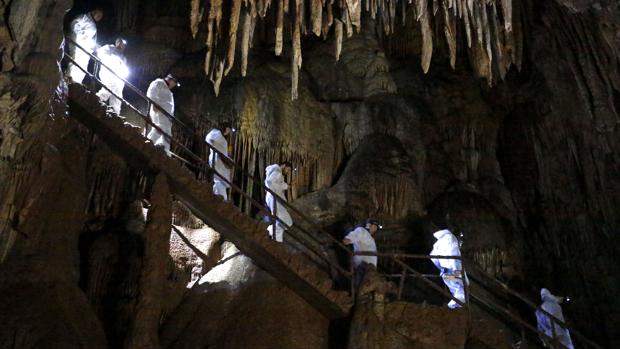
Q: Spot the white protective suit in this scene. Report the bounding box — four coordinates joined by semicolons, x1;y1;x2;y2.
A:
95;44;128;115
535;288;575;349
430;229;468;308
146;78;174;155
206;129;231;200
344;227;378;268
265;164;292;242
67;13;97;83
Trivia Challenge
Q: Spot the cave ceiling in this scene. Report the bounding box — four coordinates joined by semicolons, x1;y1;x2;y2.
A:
190;0;520;98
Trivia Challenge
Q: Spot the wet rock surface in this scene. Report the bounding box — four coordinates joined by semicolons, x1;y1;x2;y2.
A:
162;242;330;349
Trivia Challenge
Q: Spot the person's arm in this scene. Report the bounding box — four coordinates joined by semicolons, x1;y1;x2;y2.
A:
343;229;358;245
277;172;289;191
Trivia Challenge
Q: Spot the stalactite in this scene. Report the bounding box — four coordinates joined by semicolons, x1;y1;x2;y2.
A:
346;0;362;30
442;2;457;69
276;0;285;55
224;0;243;76
311;0;323;36
204;0;223;74
335;19;343;61
419;1;433;73
190;0;203;37
241;12;252;76
291;0;303;100
192;0;519;98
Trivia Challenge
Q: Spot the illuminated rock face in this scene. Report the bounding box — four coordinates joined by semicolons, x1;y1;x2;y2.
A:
1;0;619;348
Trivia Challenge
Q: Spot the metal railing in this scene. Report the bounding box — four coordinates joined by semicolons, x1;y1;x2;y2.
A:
357;251;584;349
464;260;603;349
353;251;469;307
63;37;355;286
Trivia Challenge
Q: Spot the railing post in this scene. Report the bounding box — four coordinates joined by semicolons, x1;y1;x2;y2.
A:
272;196;277;241
462;261;469;306
350;254;355;300
397;264;406;301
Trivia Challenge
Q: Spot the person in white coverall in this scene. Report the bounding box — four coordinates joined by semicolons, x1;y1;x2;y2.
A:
265;162;293;242
343;219;381;287
67;8;103;83
206;126;233;200
146;74;179;156
95;38;128;115
430;229;468;308
536;288;575;349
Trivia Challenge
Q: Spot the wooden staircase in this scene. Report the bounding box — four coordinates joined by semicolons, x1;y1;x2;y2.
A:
67;83;352;320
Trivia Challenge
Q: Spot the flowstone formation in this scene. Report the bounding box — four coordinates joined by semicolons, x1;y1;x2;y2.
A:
0;0;619;348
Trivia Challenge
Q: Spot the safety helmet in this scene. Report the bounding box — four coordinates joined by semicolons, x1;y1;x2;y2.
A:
115;38;127;47
165;73;181;87
366;219;383;229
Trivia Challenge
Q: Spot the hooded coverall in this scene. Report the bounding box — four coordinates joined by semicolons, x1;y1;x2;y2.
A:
67;13;97;83
536;288;575;349
206;129;232;200
265;164;292;242
95;44;128;115
430;229;468;308
145;78;174;155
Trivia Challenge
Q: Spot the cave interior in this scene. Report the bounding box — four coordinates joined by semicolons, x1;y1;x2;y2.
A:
0;0;619;348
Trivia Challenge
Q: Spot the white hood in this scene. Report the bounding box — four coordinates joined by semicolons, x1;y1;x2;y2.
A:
541;288;563;304
433;229;453;240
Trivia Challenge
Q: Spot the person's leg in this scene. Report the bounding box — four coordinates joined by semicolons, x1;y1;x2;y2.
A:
68;48;89;83
213;180;228;200
267;224;275;240
354;262;369;289
443;274;465;308
96;87;110;103
274;222;285;242
146;112;161;143
110;83;125;115
154;117;172;154
558;329;574;349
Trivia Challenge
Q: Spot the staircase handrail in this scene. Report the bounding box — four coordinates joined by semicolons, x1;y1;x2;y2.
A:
64;38;351;280
65;37;353;256
352;251;468;307
358;251;578;349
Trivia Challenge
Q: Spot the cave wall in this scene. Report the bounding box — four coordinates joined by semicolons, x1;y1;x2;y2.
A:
495;1;620;344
